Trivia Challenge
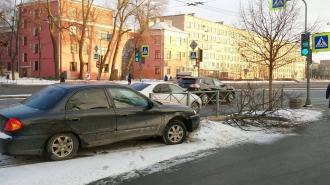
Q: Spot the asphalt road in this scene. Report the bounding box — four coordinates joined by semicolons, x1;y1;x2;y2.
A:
91;105;330;185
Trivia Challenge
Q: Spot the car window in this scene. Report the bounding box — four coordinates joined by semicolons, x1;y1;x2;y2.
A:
169;84;184;93
204;78;213;85
178;78;196;85
23;85;68;110
68;88;110;111
213;79;225;86
153;84;171;93
107;88;149;108
129;83;150;91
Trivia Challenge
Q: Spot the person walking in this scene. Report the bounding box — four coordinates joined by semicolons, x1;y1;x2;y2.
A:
60;72;65;82
164;74;168;81
326;83;330;108
85;71;90;81
128;73;132;85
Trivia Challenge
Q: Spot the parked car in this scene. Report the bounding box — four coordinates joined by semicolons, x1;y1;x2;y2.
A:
129;82;202;113
178;77;235;105
0;83;200;161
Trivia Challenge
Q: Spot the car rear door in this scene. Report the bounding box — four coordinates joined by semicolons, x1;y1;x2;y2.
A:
65;87;116;146
106;87;162;141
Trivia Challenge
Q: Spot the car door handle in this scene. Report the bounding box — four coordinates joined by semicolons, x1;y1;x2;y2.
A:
120;114;128;117
69;118;80;121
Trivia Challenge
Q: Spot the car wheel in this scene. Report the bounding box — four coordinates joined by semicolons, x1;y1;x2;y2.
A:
226;92;235;103
191;101;200;113
45;133;79;161
201;94;208;105
163;120;187;145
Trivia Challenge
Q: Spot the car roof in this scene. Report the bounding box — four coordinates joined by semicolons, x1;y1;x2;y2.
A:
133;81;174;85
52;82;126;90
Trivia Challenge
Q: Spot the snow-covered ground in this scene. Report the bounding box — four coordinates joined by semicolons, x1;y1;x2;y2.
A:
0;77;325;185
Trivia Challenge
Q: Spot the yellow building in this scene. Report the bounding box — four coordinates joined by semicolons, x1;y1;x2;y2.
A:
162;14;306;80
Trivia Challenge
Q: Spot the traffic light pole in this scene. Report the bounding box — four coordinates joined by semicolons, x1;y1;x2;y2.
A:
301;0;312;107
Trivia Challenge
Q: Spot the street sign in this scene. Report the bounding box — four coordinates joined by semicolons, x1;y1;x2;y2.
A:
93;53;99;60
190;51;197;59
107;34;112;42
190;40;198;50
312;32;330;52
141;45;149;57
270;0;286;11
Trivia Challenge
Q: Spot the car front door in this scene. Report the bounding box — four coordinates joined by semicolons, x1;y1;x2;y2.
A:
152;84;187;105
65;88;116;146
213;79;230;100
107;87;162;141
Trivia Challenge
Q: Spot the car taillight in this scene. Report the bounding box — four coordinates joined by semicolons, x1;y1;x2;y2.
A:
190;84;200;88
4;118;22;131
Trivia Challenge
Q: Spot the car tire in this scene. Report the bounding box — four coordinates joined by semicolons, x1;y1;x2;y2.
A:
45;133;79;161
226;92;235;103
163;120;187;145
201;94;209;105
191;101;200;113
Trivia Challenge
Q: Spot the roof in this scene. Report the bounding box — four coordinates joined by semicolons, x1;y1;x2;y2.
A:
150;22;186;33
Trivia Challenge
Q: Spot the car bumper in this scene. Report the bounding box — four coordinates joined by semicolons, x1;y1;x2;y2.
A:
190;114;200;131
0;134;49;156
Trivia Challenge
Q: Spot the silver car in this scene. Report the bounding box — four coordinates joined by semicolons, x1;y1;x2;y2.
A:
130;82;202;113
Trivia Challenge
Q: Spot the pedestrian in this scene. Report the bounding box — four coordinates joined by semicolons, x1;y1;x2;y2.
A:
326;83;330;108
86;71;90;81
128;73;132;85
164;74;168;81
60;72;65;82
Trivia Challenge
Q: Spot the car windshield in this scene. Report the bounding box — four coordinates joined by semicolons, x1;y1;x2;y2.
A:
22;85;68;110
129;83;151;91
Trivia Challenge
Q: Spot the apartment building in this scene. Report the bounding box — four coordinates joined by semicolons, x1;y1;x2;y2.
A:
1;0;130;80
162;13;306;80
133;19;189;79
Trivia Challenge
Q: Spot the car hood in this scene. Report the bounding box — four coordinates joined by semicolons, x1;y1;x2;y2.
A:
0;103;44;118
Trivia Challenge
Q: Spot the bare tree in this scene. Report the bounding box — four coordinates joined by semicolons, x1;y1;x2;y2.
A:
236;0;316;110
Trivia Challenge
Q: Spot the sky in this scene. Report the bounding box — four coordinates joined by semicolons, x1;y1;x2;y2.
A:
0;77;325;185
165;0;330;62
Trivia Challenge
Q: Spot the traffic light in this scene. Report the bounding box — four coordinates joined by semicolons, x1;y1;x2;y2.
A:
198;48;203;62
135;47;139;62
301;33;310;56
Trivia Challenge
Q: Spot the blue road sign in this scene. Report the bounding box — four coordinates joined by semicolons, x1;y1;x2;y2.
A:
312;33;330;52
190;51;197;59
270;0;286;10
141;45;149;57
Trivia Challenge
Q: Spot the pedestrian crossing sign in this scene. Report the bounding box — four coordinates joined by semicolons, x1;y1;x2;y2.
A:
141;45;149;57
190;51;197;59
312;32;330;52
270;0;286;11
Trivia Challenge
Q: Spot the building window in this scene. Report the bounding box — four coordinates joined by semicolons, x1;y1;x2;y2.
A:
155;66;160;74
33;27;39;36
70;62;77;71
33;44;38;53
155;35;161;44
85;28;89;37
102;64;109;73
22;19;27;28
70;26;77;35
34;61;38;71
71;44;77;53
176;66;180;74
68;7;77;18
186;21;191;28
176;52;181;60
98;30;108;40
82;45;88;55
166;51;171;59
167;68;171;75
34;9;40;18
7;62;11;70
155;50;161;59
23;36;27;45
167;36;171;44
23;53;27;62
0;61;4;68
176;38;181;46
